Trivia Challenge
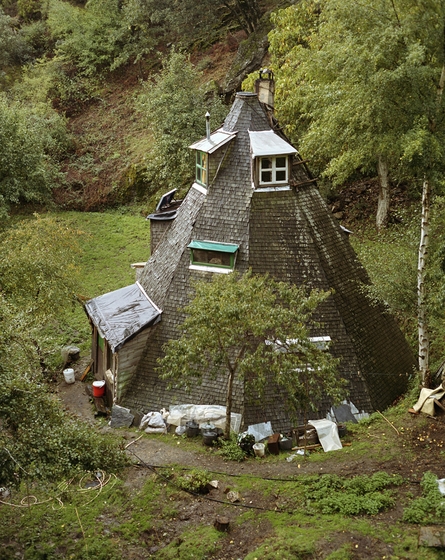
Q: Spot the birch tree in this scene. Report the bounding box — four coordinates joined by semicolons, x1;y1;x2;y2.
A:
416;59;445;386
418;178;431;386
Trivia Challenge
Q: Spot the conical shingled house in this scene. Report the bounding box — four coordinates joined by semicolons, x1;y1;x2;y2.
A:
87;87;416;431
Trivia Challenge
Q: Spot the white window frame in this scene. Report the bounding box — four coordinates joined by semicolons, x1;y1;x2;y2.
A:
259;155;288;185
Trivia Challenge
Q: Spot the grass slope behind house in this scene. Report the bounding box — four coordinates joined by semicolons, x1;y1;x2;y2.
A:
55;209;150;359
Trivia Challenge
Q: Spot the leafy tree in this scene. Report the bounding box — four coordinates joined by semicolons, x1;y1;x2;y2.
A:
47;0;125;76
122;0;262;51
0;215;127;486
0;8;31;68
0;214;82;376
158;271;345;439
0;94;68;217
268;0;445;231
136;50;228;195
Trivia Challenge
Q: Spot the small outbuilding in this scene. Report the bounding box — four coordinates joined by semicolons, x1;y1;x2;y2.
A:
85;282;161;402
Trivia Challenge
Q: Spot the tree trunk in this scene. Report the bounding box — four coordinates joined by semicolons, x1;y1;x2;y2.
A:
376;156;390;231
224;368;235;439
418;176;431;387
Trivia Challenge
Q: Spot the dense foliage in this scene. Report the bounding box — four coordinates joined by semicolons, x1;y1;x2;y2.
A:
0;215;127;487
136;51;228;195
0;95;68;218
268;0;445;229
353;202;445;372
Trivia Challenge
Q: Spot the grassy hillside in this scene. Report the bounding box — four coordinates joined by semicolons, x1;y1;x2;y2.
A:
32;209;150;365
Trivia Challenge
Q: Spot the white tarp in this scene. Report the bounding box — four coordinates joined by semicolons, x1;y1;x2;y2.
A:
247;421;274;442
167;404;242;434
308;419;342;452
413;384;445;416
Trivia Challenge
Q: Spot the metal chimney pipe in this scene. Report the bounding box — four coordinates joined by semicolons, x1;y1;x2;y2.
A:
205;112;210;140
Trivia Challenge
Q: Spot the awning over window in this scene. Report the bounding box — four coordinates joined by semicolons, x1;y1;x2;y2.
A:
249;130;297;157
85;282;161;352
188;240;239;253
189;129;237;154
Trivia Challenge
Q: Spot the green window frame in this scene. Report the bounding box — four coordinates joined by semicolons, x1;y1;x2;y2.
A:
188;240;239;271
196;151;208;186
98;332;104;351
259;156;288;185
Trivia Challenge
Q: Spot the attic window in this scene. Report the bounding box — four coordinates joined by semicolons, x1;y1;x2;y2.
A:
259;156;288;185
196;151;208;186
188;240;239;273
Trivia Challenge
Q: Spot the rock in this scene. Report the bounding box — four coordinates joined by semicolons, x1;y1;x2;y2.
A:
223;21;271;98
419;526;445;548
109;405;134;428
226;490;240;503
61;346;80;363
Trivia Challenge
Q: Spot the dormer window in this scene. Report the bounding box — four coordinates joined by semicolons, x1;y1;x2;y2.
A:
188;240;239;273
249;130;297;189
260;156;288;185
196;151;207;186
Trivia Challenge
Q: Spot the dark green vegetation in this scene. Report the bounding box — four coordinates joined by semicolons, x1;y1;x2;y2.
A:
0;214;133;488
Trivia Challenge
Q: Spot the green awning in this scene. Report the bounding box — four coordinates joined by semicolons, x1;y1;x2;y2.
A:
188;240;239;253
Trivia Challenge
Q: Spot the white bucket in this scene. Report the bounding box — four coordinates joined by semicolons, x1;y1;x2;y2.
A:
63;368;75;384
253;443;265;457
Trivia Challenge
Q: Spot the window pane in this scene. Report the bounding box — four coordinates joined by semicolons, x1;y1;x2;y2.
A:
202;169;207;184
192;249;232;267
276;170;286;181
276;157;286;168
261;171;272;182
261;158;272;169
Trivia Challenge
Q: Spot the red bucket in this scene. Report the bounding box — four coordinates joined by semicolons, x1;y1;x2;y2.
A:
92;380;106;397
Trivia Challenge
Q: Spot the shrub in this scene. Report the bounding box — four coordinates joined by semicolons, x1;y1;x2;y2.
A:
136;50;228;196
217;434;247;462
403;471;445;524
174;468;211;494
307;472;404;516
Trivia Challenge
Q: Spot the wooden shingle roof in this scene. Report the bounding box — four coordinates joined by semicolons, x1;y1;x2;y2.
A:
123;91;416;431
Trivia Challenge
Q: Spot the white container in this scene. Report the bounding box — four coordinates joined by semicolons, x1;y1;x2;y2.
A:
253;443;265;457
63;368;75;384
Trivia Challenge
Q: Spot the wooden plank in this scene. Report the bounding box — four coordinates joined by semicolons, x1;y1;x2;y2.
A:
80;360;93;382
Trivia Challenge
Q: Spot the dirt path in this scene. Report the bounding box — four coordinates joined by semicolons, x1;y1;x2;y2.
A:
56;369;416;481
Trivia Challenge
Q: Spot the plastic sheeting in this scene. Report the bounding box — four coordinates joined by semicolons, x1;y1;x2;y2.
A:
413;384;445;416
85;282;161;352
247;422;274;442
167;404;242;434
308;419;342;452
327;400;369;423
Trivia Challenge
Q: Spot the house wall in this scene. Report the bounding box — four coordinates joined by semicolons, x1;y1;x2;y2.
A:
150;221;171;255
115;329;154;402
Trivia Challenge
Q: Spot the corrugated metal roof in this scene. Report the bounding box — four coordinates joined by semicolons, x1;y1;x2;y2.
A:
189;128;237;154
249;130;297;157
85;283;161;352
188;240;239;253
